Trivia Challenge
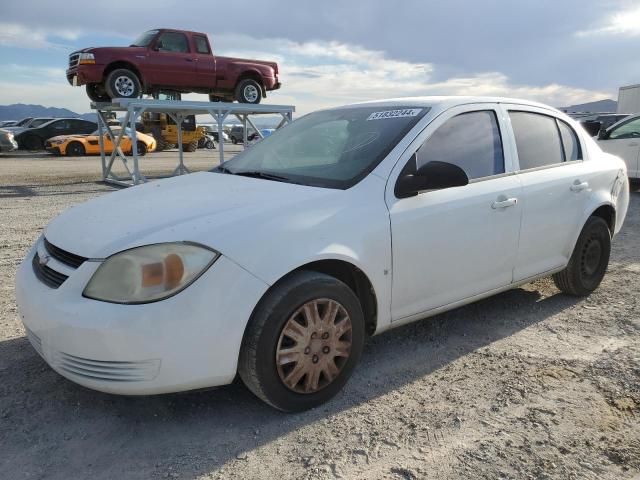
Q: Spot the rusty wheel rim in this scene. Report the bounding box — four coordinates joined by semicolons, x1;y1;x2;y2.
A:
276;298;352;394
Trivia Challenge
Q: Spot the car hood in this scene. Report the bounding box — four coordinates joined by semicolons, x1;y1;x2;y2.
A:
44;171;342;260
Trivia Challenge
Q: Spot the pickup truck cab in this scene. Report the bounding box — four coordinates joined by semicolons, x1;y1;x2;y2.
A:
67;28;281;104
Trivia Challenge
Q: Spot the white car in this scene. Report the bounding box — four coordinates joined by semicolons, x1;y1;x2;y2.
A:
597;113;640;179
16;97;629;411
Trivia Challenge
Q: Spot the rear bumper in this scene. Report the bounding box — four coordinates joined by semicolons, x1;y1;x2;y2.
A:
66;64;104;86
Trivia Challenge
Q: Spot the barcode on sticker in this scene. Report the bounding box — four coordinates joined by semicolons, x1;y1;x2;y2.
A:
367;109;422;121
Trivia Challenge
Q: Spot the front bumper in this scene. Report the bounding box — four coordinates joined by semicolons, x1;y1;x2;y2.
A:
66;64;104;86
0;137;18;152
16;237;268;395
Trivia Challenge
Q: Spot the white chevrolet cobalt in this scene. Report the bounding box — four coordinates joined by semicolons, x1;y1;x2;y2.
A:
16;97;629;411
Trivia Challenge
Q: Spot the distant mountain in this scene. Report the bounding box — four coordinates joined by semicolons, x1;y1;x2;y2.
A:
0;104;96;122
559;99;617;114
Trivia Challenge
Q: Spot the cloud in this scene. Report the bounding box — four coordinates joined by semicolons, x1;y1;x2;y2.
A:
575;5;640;37
0;22;81;50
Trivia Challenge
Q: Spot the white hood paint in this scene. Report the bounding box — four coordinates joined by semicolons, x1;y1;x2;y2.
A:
45;172;392;289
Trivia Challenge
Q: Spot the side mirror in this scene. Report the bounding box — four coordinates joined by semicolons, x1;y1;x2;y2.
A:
597;125;609;140
395;158;469;199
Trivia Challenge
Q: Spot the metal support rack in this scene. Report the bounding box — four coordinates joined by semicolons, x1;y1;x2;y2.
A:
92;98;295;187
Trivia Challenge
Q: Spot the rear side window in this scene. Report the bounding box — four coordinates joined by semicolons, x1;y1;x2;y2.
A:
557;120;582;161
157;32;189;53
509;111;564;170
193;36;210;54
608;117;640;139
416;110;505;179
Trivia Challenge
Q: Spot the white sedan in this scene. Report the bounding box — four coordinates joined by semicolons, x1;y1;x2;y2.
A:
16;97;629;411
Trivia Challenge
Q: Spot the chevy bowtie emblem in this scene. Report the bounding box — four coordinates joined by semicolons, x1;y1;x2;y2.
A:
38;254;50;267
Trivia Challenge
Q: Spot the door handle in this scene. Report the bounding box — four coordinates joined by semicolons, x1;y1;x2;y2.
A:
570;180;589;192
185;58;194;62
491;197;518;209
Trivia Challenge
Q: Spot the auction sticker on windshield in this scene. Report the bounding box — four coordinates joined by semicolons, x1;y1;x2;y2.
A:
367;109;422;121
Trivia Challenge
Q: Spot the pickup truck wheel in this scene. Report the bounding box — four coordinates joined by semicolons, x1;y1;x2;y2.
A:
553;216;611;296
85;83;111;103
235;79;262;104
105;69;141;99
238;270;364;412
66;142;85;157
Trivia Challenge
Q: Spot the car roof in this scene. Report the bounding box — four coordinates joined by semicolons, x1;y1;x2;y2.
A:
329;96;561;114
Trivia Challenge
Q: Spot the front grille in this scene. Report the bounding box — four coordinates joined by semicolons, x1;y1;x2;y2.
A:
53;352;160;382
69;53;79;69
32;253;68;289
44;238;87;268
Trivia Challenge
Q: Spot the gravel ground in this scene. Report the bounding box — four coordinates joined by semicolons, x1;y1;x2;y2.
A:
0;153;638;480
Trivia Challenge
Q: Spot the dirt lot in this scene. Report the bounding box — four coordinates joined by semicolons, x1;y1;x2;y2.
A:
0;151;638;480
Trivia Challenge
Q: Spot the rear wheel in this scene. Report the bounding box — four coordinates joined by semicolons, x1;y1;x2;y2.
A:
86;83;111;103
553;216;611;296
66;142;85;157
238;270;365;412
235;78;262;104
105;69;141;99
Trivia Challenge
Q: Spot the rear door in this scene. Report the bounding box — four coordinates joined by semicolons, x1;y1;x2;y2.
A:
146;31;196;86
597;116;640;178
191;34;217;88
387;104;523;320
505;106;590;281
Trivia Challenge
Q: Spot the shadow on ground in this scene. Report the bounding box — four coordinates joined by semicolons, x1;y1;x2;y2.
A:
0;285;582;479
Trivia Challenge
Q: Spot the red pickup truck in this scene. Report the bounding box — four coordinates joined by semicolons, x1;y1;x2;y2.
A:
66;28;281;104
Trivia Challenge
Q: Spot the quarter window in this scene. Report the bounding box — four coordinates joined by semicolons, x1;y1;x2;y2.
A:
557;120;582;161
193;36;210;54
509;111;564;170
156;32;189;53
608;117;640;140
415;110;505;179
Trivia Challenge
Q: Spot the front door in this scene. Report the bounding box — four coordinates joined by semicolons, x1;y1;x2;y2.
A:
598;116;640;179
146;31;196;86
387;106;522;321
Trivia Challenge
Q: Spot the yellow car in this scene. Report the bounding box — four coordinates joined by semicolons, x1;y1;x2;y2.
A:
45;127;156;156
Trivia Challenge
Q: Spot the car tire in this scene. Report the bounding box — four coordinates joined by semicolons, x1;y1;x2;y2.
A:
238;270;365;412
205;139;215;149
66;142;85;157
105;69;141;99
22;135;43;151
553;216;611;296
133;141;147;156
85;83;111;103
231;137;238;145
235;78;262;104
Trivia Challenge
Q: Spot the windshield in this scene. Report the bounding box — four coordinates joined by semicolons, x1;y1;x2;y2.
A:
16;118;32;127
91;127;132;136
131;30;159;47
216;106;428;189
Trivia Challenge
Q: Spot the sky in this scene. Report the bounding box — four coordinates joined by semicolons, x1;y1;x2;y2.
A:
1;0;639;116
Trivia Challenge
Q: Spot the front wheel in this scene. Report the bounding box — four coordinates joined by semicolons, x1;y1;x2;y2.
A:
66;142;85;157
105;69;141;99
553;216;611;296
131;141;147;156
238;271;365;412
235;78;262;104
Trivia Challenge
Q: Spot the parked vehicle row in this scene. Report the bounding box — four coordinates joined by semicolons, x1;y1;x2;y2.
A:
16;97;629;411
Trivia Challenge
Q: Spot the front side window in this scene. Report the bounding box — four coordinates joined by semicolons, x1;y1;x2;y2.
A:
608;117;640;140
156;32;189;53
217;106;429;189
415;110;505;180
510;111;564;170
30;119;51;128
51;120;69;130
193;36;210;54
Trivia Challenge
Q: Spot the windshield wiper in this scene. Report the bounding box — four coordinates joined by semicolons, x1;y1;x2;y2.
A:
232;170;292;183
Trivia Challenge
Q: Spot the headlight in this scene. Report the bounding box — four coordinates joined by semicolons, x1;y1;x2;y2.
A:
78;53;95;65
83;242;219;304
51;139;65;144
6;132;14;140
